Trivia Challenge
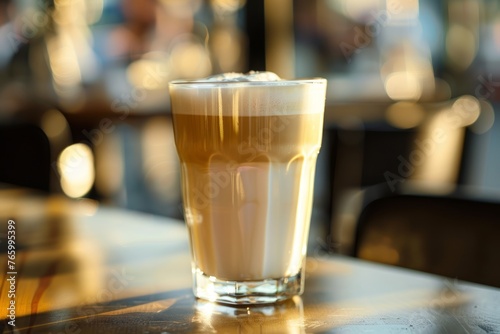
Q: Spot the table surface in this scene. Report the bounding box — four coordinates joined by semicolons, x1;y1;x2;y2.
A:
0;190;499;333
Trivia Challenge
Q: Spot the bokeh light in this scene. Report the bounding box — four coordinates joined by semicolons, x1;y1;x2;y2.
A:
385;102;425;129
470;100;496;135
384;71;422;101
446;25;477;71
41;109;70;140
451;95;481;127
58;144;95;198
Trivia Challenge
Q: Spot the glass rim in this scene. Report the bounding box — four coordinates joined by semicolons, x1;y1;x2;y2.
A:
169;77;326;88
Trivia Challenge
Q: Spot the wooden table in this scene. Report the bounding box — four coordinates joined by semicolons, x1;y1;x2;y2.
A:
1;190;499;333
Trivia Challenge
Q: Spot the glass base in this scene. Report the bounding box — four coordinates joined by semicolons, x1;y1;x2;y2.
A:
192;268;304;305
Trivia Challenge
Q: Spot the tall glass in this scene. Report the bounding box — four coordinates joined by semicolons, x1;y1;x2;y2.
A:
169;78;327;304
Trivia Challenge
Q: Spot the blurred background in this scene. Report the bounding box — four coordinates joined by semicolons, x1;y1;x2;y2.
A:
1;0;500;285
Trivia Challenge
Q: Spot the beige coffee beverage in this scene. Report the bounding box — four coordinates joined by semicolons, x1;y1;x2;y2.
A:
169;72;326;304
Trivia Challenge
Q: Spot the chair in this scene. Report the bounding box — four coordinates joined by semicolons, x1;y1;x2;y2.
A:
351;183;500;287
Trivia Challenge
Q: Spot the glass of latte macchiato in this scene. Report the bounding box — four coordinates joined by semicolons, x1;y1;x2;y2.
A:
169;72;327;304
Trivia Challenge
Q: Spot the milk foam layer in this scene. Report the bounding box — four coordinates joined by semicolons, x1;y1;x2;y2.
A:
169;72;326;116
203;71;281;82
